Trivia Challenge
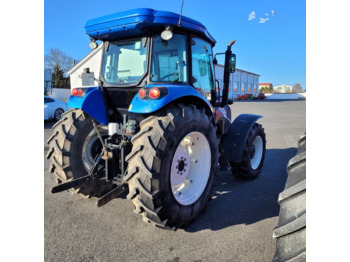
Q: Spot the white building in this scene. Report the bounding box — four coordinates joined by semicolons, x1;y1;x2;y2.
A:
68;47;260;101
274;85;293;93
68;44;103;89
214;65;260;100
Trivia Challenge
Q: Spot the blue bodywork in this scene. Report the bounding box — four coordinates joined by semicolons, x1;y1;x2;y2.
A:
67;85;213;125
68;9;216;124
67;87;108;125
85;8;216;46
129;84;212;114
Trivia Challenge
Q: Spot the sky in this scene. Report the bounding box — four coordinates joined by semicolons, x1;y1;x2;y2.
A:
44;0;306;90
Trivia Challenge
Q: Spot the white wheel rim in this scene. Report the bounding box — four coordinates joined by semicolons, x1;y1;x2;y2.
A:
250;136;263;170
170;132;211;206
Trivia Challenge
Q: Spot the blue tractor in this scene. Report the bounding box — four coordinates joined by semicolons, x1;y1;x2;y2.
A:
47;8;266;230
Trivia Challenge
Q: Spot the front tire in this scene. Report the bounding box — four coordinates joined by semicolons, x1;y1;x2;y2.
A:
46;109;115;198
230;123;266;179
125;105;219;229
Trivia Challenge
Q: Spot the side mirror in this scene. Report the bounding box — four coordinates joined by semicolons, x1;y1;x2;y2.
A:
228;54;236;73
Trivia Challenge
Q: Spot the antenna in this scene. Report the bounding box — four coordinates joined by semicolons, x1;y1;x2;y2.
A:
177;0;185;26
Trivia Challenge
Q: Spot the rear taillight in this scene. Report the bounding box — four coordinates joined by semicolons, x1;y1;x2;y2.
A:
149;88;160;99
72;88;85;97
139;88;146;98
138;87;166;99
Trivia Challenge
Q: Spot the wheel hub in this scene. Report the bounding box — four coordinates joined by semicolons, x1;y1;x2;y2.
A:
171;150;191;185
178;159;186;172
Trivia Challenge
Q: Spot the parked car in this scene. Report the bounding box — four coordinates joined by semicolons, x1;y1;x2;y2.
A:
44;96;69;121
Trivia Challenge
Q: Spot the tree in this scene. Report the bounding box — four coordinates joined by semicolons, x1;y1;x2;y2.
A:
292;83;303;93
45;48;74;74
52;65;70;88
45;48;74;88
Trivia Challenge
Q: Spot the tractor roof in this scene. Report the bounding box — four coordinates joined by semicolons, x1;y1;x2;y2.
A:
85;8;216;46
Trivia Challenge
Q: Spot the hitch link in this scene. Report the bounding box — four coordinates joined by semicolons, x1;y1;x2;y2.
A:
51;151;104;194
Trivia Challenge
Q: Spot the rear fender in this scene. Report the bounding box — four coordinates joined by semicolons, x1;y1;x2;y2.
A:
67;87;108;125
223;114;262;163
128;84;213;116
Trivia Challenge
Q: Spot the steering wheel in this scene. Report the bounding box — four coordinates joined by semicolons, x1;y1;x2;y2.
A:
116;77;129;83
159;72;179;81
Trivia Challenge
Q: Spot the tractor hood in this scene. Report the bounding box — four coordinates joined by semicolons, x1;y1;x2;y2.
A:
85;8;216;47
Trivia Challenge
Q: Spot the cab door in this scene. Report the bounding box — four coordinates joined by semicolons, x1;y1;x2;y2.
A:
190;37;215;103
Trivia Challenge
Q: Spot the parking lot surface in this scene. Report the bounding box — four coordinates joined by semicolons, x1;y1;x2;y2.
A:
44;100;306;262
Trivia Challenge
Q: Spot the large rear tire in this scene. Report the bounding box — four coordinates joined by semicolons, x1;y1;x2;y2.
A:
273;132;306;261
46;109;115;198
125;105;219;229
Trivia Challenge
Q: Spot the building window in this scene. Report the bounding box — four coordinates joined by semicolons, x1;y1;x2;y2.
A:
253;84;257;93
248;83;252;93
241;82;246;94
233;81;238;92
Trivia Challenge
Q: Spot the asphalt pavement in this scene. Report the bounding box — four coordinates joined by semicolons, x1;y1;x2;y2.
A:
44;100;306;262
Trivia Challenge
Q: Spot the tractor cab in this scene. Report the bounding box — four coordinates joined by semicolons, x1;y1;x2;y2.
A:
80;8;235;117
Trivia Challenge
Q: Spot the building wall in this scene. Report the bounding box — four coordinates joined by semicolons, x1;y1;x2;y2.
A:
274;85;292;93
68;45;103;89
214;65;260;100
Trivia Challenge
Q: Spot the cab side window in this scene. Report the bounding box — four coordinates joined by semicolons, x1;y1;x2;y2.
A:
151;34;188;83
191;37;215;98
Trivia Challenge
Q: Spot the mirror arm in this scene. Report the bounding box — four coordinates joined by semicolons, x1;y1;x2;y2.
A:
213;52;225;65
220;40;236;107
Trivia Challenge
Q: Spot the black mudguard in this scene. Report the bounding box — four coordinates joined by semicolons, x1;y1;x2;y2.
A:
223;114;262;163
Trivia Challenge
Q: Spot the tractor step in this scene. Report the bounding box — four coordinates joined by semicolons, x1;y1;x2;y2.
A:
96;183;128;207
